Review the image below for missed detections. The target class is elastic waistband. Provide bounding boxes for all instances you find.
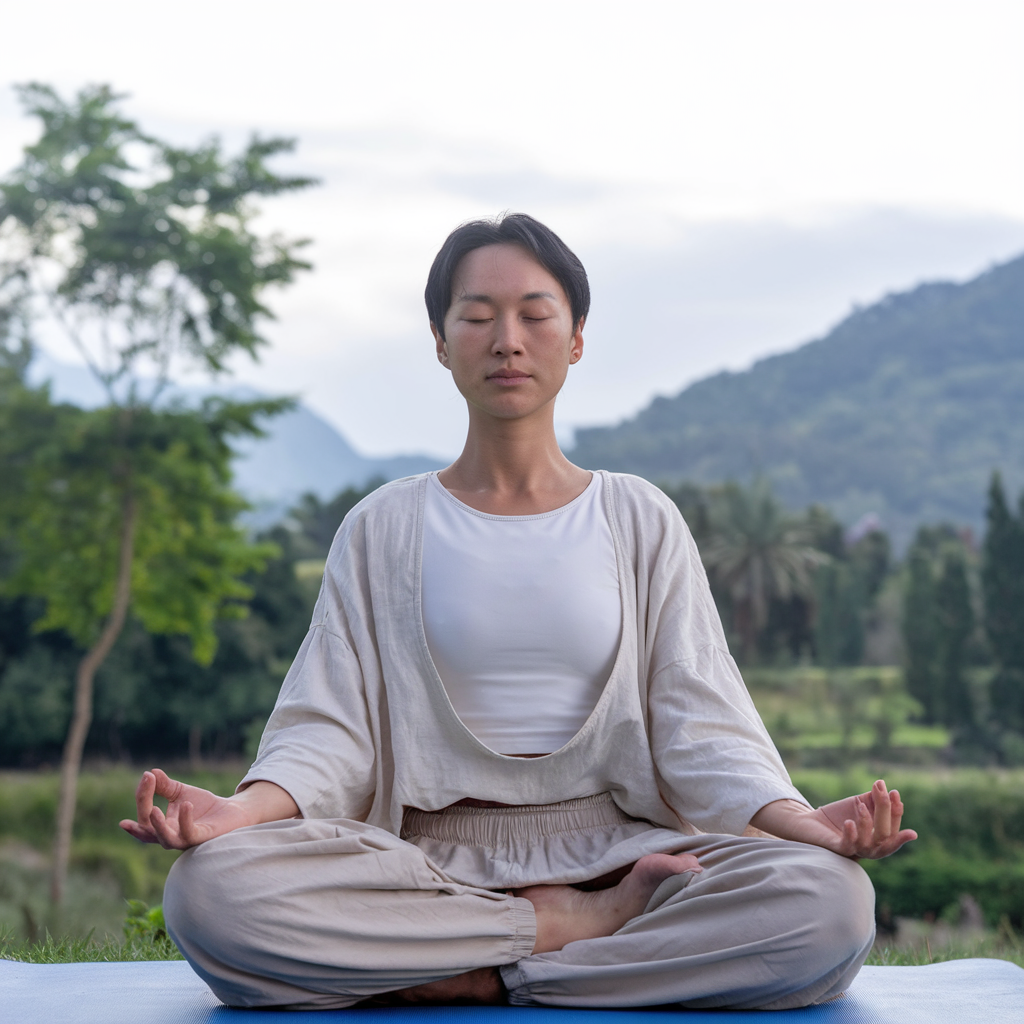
[401,792,635,847]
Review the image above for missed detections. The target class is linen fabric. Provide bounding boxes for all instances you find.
[421,471,621,755]
[164,470,870,1012]
[239,470,808,836]
[165,794,875,1010]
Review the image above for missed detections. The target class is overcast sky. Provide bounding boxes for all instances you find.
[4,1,1024,457]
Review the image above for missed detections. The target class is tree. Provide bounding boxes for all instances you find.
[0,83,314,904]
[934,547,975,731]
[903,526,979,731]
[902,537,939,722]
[982,473,1024,732]
[701,480,827,663]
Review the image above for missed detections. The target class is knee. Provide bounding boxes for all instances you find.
[797,848,876,965]
[163,842,244,958]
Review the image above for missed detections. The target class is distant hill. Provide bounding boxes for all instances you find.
[570,253,1024,547]
[28,354,444,523]
[231,405,443,523]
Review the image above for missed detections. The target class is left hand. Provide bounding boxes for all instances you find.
[751,779,917,859]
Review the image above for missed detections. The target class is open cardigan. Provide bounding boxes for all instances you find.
[241,471,807,837]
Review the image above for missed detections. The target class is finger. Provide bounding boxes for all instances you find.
[888,789,904,834]
[151,767,184,803]
[119,819,158,843]
[135,771,156,827]
[896,828,918,847]
[871,827,918,859]
[842,818,859,856]
[872,780,892,839]
[856,798,873,851]
[178,801,197,845]
[149,804,186,851]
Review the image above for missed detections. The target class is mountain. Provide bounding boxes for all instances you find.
[230,405,443,522]
[570,253,1024,547]
[27,354,444,522]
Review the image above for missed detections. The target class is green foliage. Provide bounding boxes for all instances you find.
[662,481,892,666]
[5,400,282,663]
[813,529,892,668]
[0,84,319,767]
[794,769,1024,928]
[901,526,985,737]
[983,473,1024,732]
[748,667,927,766]
[683,480,827,662]
[122,899,166,943]
[0,83,314,389]
[0,475,373,765]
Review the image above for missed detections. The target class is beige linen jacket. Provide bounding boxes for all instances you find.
[242,471,806,837]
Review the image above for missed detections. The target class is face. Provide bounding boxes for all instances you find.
[432,243,584,423]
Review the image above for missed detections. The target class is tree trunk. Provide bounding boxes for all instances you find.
[50,493,136,906]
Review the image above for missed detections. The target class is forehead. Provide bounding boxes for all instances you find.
[450,243,567,303]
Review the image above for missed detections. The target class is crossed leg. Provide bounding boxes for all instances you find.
[372,852,701,1005]
[164,818,873,1011]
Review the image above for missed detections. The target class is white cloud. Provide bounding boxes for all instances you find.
[3,1,1024,456]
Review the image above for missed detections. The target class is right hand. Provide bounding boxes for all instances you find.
[119,768,254,850]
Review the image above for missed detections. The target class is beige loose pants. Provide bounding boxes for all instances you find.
[164,794,875,1011]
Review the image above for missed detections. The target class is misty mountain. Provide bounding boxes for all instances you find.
[570,253,1024,547]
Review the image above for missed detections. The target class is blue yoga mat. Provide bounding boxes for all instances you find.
[2,957,1022,1023]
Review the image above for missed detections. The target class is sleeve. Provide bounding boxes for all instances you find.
[237,622,377,822]
[649,644,809,836]
[634,482,808,835]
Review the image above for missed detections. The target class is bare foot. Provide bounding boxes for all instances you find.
[517,852,701,954]
[357,966,505,1006]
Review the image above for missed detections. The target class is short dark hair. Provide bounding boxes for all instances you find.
[425,212,590,340]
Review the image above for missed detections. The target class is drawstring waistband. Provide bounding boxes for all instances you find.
[401,792,635,847]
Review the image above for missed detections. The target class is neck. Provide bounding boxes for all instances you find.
[438,403,591,515]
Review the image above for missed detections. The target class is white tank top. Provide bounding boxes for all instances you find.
[421,472,622,755]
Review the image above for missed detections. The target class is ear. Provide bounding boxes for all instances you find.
[568,317,585,365]
[431,322,450,368]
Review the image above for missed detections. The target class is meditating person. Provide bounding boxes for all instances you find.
[121,212,915,1011]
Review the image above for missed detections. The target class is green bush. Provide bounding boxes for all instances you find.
[792,769,1024,926]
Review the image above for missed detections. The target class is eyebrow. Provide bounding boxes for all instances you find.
[456,291,558,303]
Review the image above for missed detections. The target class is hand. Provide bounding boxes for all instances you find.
[751,780,917,860]
[814,779,917,859]
[118,768,255,850]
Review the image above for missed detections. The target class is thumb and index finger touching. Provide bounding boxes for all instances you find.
[118,768,191,846]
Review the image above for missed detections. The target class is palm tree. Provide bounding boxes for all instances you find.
[701,480,828,663]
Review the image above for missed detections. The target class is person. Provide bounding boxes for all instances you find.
[121,213,916,1011]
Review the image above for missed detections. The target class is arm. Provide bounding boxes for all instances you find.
[751,779,917,859]
[119,768,299,850]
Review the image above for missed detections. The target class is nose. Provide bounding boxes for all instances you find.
[491,313,524,356]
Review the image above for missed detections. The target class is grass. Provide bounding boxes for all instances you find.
[868,938,1024,968]
[1,930,183,963]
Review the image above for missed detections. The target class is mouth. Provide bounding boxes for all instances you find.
[487,369,531,385]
